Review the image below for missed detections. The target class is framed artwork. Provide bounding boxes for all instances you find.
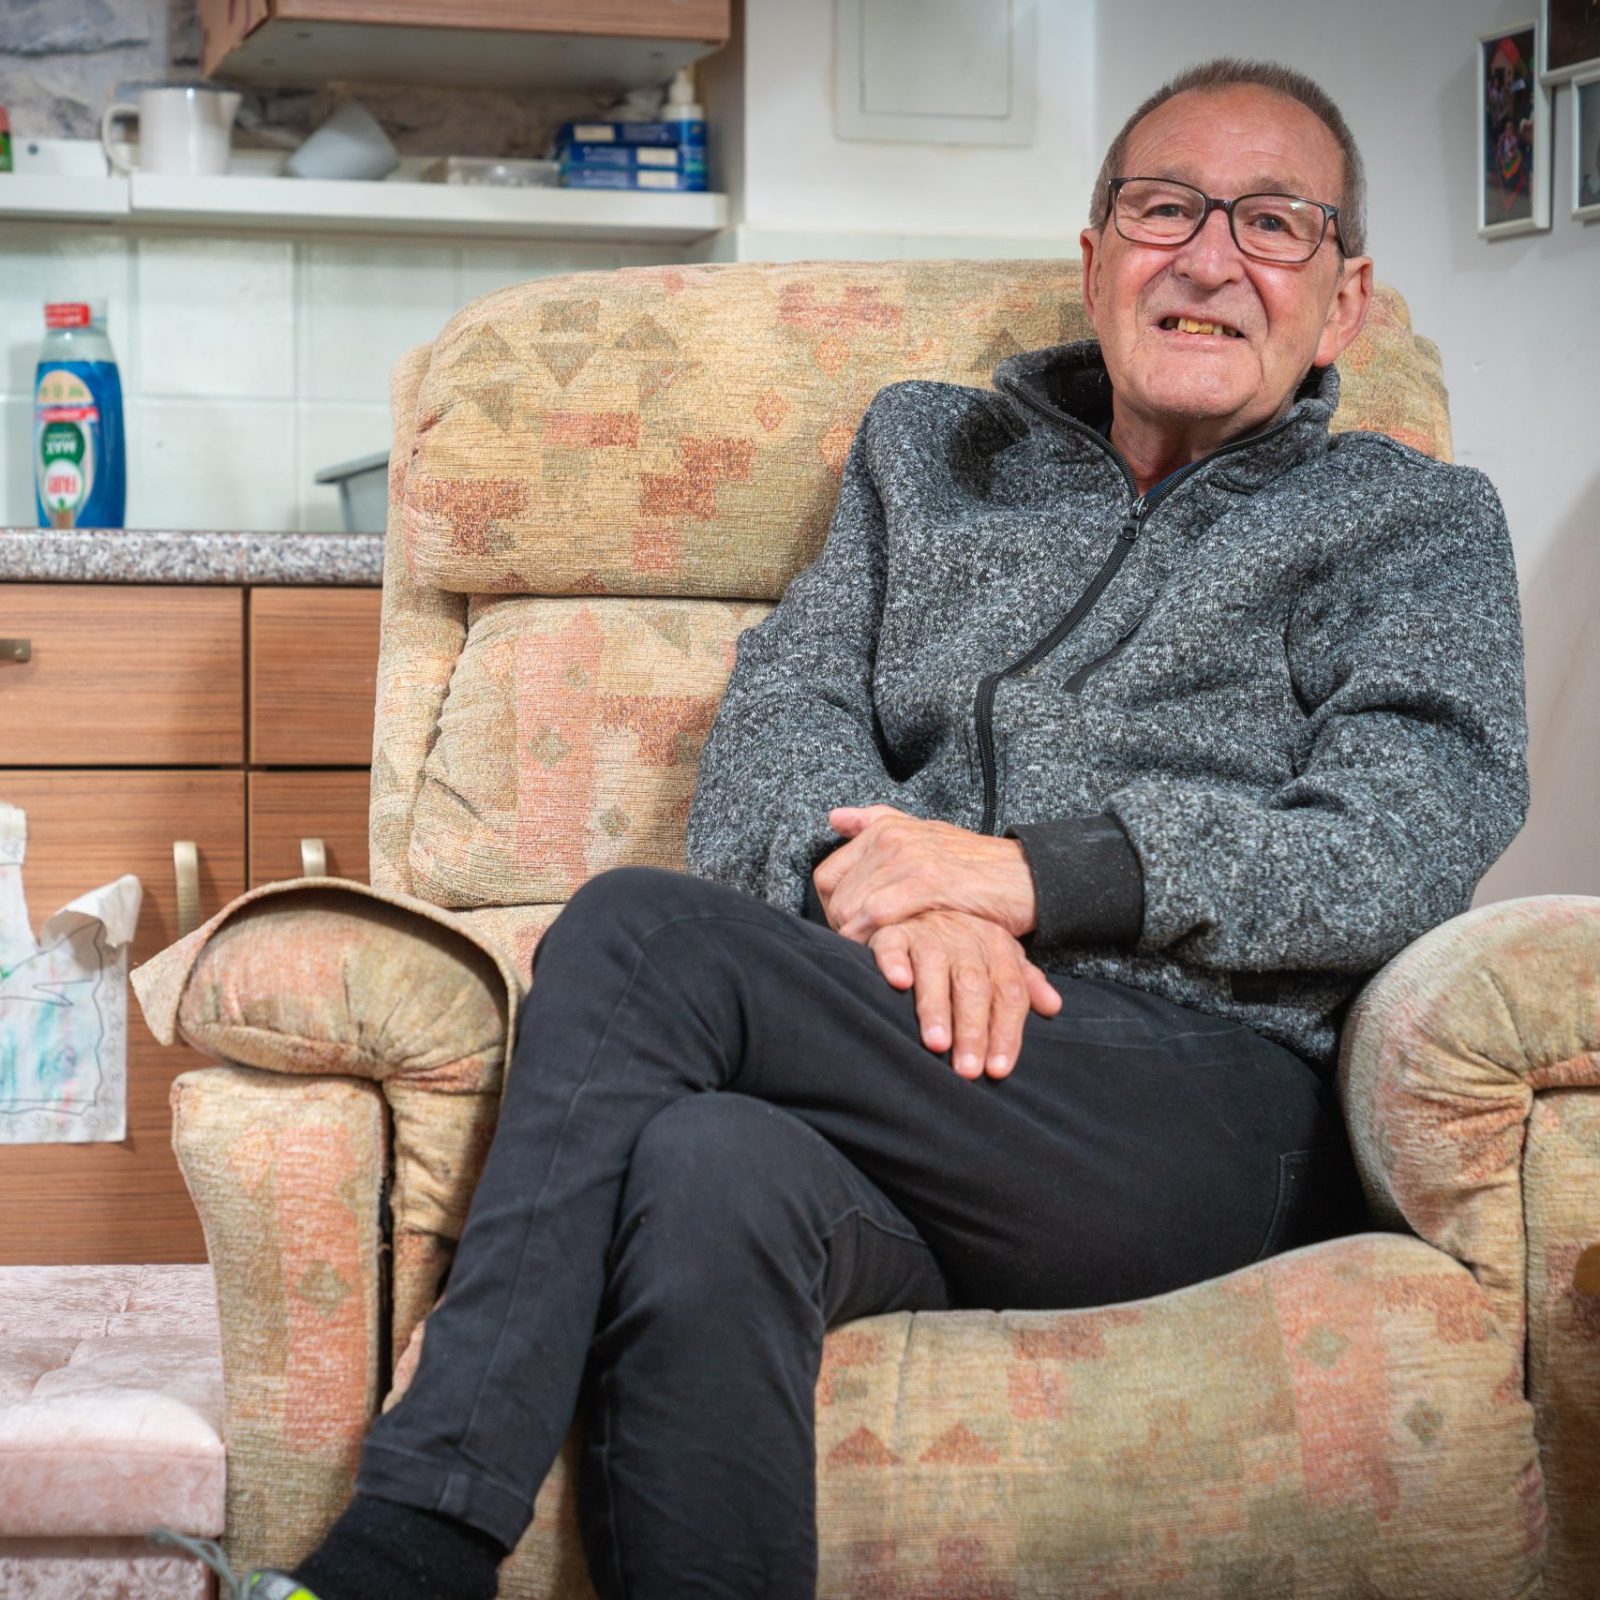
[1478,24,1552,237]
[1541,0,1600,84]
[1575,68,1600,219]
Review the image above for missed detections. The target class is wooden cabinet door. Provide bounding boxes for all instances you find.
[250,587,381,767]
[0,584,244,765]
[0,771,246,1264]
[249,769,371,887]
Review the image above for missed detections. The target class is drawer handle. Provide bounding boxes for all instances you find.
[0,638,31,663]
[173,840,200,938]
[300,837,327,877]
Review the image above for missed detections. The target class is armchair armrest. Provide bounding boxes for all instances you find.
[141,879,531,1356]
[171,1065,385,1573]
[133,877,533,1567]
[1339,893,1600,1353]
[1339,894,1600,1596]
[132,877,521,1089]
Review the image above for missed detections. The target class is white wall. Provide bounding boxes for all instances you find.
[719,0,1098,257]
[1092,0,1599,902]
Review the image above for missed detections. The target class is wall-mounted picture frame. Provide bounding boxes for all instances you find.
[1574,68,1600,219]
[1541,0,1600,84]
[1479,24,1552,237]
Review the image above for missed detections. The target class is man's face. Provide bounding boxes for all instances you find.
[1080,85,1372,450]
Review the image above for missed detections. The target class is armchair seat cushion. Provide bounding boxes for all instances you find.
[394,1234,1547,1600]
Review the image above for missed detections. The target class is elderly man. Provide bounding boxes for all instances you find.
[209,54,1526,1600]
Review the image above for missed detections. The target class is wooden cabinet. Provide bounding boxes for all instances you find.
[199,0,730,91]
[249,587,381,766]
[0,581,381,1265]
[0,585,243,765]
[0,773,245,1264]
[249,769,371,887]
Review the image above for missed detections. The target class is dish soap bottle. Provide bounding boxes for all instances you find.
[34,299,126,529]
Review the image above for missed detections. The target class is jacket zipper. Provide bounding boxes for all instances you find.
[973,381,1299,835]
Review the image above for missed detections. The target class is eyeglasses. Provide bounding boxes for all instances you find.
[1107,177,1343,264]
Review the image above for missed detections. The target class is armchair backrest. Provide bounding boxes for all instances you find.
[369,260,1451,935]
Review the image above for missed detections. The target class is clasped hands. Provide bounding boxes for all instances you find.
[813,805,1062,1081]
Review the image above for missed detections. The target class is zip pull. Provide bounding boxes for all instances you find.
[1120,495,1147,541]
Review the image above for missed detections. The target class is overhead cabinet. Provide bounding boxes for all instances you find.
[198,0,731,91]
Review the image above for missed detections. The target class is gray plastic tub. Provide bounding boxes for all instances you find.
[313,450,390,533]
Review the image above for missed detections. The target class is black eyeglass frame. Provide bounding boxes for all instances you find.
[1106,176,1346,263]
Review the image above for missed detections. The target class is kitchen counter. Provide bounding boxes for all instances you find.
[0,528,384,586]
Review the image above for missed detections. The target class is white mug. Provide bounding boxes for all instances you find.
[100,87,242,176]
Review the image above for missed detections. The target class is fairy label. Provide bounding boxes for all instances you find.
[34,368,99,527]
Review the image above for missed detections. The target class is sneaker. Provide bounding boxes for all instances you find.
[147,1526,324,1599]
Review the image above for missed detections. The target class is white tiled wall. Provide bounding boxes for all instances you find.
[0,222,690,532]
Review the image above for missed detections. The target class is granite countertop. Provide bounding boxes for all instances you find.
[0,528,384,586]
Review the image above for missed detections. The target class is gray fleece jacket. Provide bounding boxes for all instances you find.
[683,340,1530,1072]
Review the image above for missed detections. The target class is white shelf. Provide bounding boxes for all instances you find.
[0,173,130,221]
[0,157,726,244]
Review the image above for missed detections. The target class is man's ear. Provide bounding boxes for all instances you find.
[1314,254,1373,368]
[1080,227,1104,328]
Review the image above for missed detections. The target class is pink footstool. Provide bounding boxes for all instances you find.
[0,1263,224,1599]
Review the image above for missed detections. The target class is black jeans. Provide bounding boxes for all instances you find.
[355,866,1366,1597]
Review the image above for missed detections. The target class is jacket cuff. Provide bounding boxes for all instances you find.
[1004,814,1144,947]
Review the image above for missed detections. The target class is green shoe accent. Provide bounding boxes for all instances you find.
[146,1526,323,1600]
[245,1574,323,1600]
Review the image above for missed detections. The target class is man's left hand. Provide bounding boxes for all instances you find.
[813,805,1037,943]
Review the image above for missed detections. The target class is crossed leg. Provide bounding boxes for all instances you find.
[353,865,1358,1593]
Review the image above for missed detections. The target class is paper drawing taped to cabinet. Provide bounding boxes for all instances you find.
[0,803,141,1143]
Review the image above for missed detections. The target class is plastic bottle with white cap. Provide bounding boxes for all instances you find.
[663,67,708,189]
[33,299,126,529]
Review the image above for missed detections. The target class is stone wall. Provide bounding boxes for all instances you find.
[0,0,611,159]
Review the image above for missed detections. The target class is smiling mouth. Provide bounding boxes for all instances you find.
[1158,316,1245,338]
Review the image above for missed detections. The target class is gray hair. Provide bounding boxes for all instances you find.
[1089,58,1367,258]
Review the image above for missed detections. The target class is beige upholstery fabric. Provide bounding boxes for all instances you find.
[1340,892,1600,1593]
[410,596,769,907]
[170,1067,387,1573]
[174,888,506,1092]
[370,341,467,902]
[132,877,524,1091]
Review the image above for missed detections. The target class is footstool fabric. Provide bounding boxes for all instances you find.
[0,1535,214,1599]
[0,1264,224,1538]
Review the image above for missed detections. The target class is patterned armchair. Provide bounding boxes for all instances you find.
[132,261,1600,1599]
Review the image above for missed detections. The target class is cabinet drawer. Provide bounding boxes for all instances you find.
[0,771,246,1264]
[249,769,371,887]
[0,584,244,765]
[250,587,381,766]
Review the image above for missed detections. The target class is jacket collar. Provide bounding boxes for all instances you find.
[991,338,1340,498]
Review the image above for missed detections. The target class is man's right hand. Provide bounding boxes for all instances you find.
[866,908,1063,1080]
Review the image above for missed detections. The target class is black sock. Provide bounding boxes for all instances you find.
[291,1493,505,1600]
